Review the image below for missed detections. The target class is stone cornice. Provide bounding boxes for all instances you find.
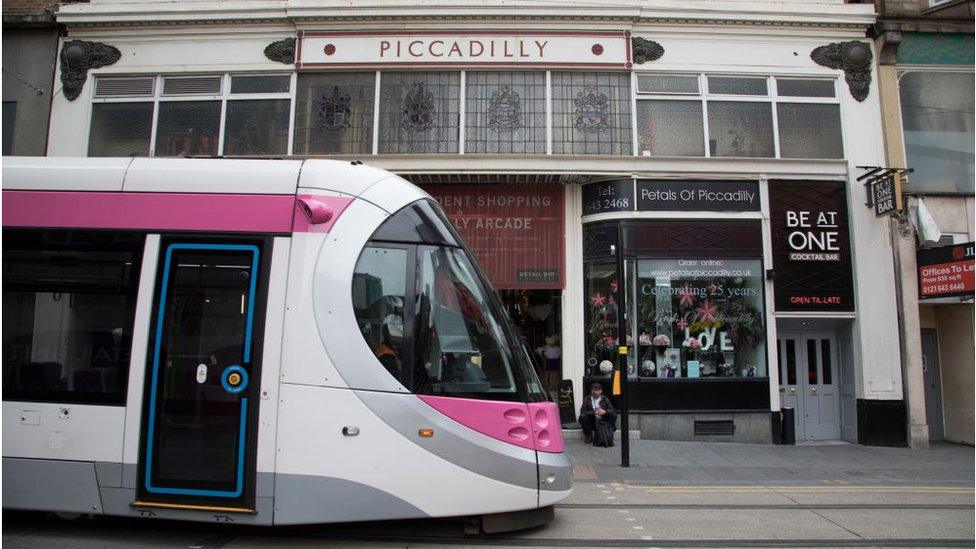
[56,1,877,30]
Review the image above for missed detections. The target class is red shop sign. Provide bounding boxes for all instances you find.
[424,184,565,289]
[917,242,975,299]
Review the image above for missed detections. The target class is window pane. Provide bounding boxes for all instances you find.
[707,101,774,157]
[776,78,835,98]
[637,74,699,94]
[708,76,768,96]
[294,73,375,155]
[635,258,766,378]
[821,339,832,384]
[88,103,153,157]
[465,71,546,154]
[3,102,16,155]
[552,72,632,155]
[154,101,220,157]
[899,71,975,193]
[353,247,407,382]
[224,99,290,156]
[806,339,818,384]
[230,75,290,94]
[786,339,796,385]
[777,103,843,159]
[379,72,460,154]
[3,230,145,405]
[583,262,619,375]
[415,247,518,397]
[636,100,704,156]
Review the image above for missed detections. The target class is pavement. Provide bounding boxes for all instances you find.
[562,429,975,487]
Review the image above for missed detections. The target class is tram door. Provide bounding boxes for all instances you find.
[138,241,264,508]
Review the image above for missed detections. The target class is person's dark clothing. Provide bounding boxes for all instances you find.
[579,394,616,443]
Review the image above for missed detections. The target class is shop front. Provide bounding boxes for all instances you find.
[579,179,774,442]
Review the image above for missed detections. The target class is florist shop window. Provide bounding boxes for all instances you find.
[584,258,767,380]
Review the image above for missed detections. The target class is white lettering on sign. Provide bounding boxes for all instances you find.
[786,209,841,262]
[298,32,630,68]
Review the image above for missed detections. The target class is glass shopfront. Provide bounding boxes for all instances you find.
[583,219,770,411]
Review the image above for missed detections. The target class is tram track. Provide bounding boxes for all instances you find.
[557,502,975,510]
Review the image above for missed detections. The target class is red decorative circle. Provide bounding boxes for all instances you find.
[952,247,965,260]
[324,44,336,56]
[591,43,604,56]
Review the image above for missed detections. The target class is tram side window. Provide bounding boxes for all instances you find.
[352,247,408,382]
[2,230,145,405]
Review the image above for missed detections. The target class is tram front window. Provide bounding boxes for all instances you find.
[416,247,515,395]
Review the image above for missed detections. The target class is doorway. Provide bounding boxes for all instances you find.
[920,328,945,442]
[777,333,841,441]
[499,289,562,397]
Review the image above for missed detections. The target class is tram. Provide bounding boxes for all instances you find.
[1,156,571,532]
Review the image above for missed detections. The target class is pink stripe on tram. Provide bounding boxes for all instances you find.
[2,190,297,234]
[418,395,566,453]
[292,194,355,234]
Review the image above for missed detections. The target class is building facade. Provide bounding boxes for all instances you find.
[2,0,60,155]
[45,0,909,444]
[871,0,975,448]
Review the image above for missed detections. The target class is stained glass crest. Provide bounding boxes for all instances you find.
[573,85,611,133]
[487,85,523,132]
[315,86,352,131]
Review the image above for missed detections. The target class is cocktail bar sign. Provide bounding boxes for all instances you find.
[297,31,631,68]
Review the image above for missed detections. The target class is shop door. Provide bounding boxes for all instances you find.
[921,328,944,442]
[778,334,840,441]
[139,242,262,507]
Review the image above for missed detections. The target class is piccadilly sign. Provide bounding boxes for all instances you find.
[297,30,631,68]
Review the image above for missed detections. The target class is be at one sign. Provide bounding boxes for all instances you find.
[873,177,896,216]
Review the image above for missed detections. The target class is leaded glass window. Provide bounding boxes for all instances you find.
[777,103,843,159]
[294,73,375,155]
[465,72,546,154]
[224,99,290,156]
[551,72,632,155]
[379,72,460,154]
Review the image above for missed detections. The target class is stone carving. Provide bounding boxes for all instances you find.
[264,38,296,64]
[573,85,610,133]
[487,86,523,132]
[59,40,121,101]
[315,87,352,131]
[402,82,437,131]
[810,41,873,102]
[632,37,664,65]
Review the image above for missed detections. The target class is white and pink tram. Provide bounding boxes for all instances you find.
[1,156,571,532]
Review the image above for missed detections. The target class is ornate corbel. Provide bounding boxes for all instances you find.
[264,38,296,65]
[632,37,664,65]
[59,40,121,101]
[810,41,873,102]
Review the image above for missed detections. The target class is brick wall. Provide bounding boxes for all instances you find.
[2,0,60,16]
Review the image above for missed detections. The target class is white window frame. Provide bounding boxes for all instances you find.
[88,73,294,158]
[634,72,844,160]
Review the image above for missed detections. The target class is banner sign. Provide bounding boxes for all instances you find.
[770,180,854,311]
[425,184,565,289]
[298,30,631,68]
[636,180,760,212]
[917,242,975,299]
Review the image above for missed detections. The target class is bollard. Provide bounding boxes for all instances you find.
[781,407,796,445]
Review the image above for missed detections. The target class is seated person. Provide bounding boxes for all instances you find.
[370,325,401,379]
[578,382,616,444]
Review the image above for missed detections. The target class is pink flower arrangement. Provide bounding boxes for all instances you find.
[652,334,670,347]
[682,337,702,350]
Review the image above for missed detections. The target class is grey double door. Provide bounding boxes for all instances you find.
[778,334,840,441]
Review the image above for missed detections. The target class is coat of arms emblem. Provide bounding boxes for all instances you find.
[315,86,352,131]
[487,85,523,132]
[401,82,436,132]
[573,85,611,133]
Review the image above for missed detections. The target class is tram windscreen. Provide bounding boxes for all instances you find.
[353,199,545,402]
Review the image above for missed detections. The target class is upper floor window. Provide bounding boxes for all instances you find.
[88,74,292,158]
[898,71,975,194]
[2,230,145,405]
[636,74,843,159]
